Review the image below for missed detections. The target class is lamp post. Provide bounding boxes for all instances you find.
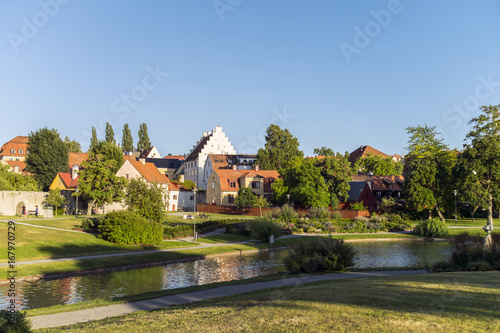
[454,189,457,226]
[193,188,197,243]
[75,187,79,217]
[286,194,291,207]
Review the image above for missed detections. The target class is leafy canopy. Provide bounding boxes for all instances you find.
[121,123,134,152]
[125,178,168,222]
[257,124,303,170]
[0,164,40,191]
[137,123,151,151]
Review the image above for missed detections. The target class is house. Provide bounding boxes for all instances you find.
[351,174,404,201]
[202,154,257,189]
[0,136,29,174]
[140,146,162,159]
[344,181,377,211]
[180,126,236,194]
[144,157,183,179]
[348,145,402,164]
[206,166,279,206]
[49,172,79,191]
[116,157,179,211]
[68,152,89,179]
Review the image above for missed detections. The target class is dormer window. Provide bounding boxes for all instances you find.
[18,149,23,155]
[10,148,15,154]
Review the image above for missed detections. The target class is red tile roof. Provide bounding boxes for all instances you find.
[348,145,389,163]
[127,159,169,184]
[214,169,279,192]
[68,152,88,168]
[0,136,28,158]
[57,172,79,189]
[351,174,404,192]
[2,160,29,175]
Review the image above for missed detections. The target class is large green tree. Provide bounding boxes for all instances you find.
[257,124,303,170]
[78,153,126,215]
[105,122,115,144]
[235,187,257,216]
[458,104,500,232]
[137,123,151,151]
[64,136,82,153]
[121,123,134,152]
[44,189,67,215]
[313,147,335,157]
[354,154,403,176]
[90,126,99,151]
[403,125,456,222]
[273,156,330,208]
[25,128,69,190]
[90,141,124,173]
[315,153,354,207]
[0,164,40,191]
[125,178,168,222]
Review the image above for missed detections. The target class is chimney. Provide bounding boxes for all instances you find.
[139,158,146,165]
[254,165,259,171]
[232,164,237,171]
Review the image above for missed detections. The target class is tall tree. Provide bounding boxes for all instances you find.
[78,152,126,215]
[90,126,99,152]
[313,147,335,157]
[254,195,269,217]
[91,141,125,173]
[235,187,257,216]
[459,104,500,232]
[315,153,354,206]
[403,125,456,222]
[121,123,134,152]
[125,178,168,222]
[137,123,151,151]
[44,189,67,215]
[105,122,115,144]
[64,136,82,153]
[25,128,69,190]
[354,154,403,175]
[257,124,303,170]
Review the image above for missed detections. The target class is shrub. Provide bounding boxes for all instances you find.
[370,214,387,223]
[387,213,404,223]
[99,211,163,245]
[350,201,366,211]
[80,217,100,232]
[0,310,32,333]
[163,225,193,240]
[272,206,299,221]
[330,211,342,219]
[413,218,448,238]
[246,219,282,243]
[284,237,356,274]
[450,232,500,270]
[353,216,369,223]
[307,207,330,219]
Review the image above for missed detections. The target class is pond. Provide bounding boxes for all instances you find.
[0,239,451,310]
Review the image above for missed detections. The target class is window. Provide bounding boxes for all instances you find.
[251,181,260,189]
[212,182,215,190]
[190,195,194,201]
[10,148,15,154]
[125,174,129,179]
[173,195,178,200]
[18,149,23,155]
[230,181,236,188]
[228,195,234,203]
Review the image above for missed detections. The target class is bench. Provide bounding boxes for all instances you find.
[27,210,37,216]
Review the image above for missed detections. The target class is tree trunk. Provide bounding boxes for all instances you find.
[259,206,262,218]
[435,203,446,223]
[87,201,95,216]
[486,194,494,232]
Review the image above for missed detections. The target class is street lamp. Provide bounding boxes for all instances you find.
[286,194,291,207]
[75,187,79,217]
[192,188,197,243]
[454,189,457,226]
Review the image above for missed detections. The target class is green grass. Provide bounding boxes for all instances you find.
[197,233,252,244]
[36,271,500,332]
[12,217,84,230]
[444,217,489,227]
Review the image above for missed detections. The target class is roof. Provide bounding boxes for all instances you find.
[126,159,169,184]
[184,134,212,163]
[0,136,28,158]
[351,174,404,192]
[347,181,369,202]
[57,172,79,189]
[348,145,389,163]
[145,158,182,169]
[214,169,279,192]
[164,155,185,160]
[68,152,88,167]
[2,160,29,175]
[208,154,258,170]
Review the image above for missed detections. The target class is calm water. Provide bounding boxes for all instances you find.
[0,240,451,310]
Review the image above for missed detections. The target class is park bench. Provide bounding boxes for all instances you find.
[27,210,37,216]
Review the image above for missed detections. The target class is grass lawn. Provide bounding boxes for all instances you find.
[11,217,85,230]
[36,271,500,332]
[445,217,489,227]
[197,233,252,244]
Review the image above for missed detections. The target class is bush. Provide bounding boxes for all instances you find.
[163,225,193,239]
[226,223,252,237]
[330,211,342,219]
[80,217,100,232]
[246,219,282,243]
[450,232,500,270]
[284,237,356,273]
[272,206,299,221]
[413,218,448,238]
[350,201,366,211]
[0,310,32,333]
[307,207,330,219]
[99,211,163,245]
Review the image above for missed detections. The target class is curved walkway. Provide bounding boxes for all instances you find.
[30,269,428,329]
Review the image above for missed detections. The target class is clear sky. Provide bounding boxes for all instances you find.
[1,0,499,157]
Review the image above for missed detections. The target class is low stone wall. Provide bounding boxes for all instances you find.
[0,191,48,216]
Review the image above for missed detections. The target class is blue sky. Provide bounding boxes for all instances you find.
[1,0,499,157]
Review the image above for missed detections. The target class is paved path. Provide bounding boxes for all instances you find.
[30,269,428,329]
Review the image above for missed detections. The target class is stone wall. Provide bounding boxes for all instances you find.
[0,191,48,216]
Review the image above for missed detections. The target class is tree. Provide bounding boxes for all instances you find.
[90,126,99,151]
[90,141,124,173]
[274,156,330,208]
[44,189,67,215]
[78,153,126,215]
[313,147,335,157]
[25,128,69,191]
[256,124,303,170]
[137,123,151,151]
[459,104,500,232]
[0,164,40,191]
[354,154,403,175]
[105,122,115,144]
[64,137,82,153]
[121,123,134,152]
[403,125,456,222]
[254,195,269,217]
[315,153,354,206]
[379,196,397,213]
[124,178,168,222]
[235,187,256,216]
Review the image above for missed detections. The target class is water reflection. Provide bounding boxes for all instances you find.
[0,240,451,310]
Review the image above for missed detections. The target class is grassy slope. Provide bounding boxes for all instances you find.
[37,271,500,333]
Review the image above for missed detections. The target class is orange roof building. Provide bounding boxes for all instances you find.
[0,136,28,162]
[49,173,79,190]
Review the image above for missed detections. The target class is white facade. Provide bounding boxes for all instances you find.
[184,126,236,190]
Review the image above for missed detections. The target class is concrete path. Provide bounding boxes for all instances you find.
[30,269,428,329]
